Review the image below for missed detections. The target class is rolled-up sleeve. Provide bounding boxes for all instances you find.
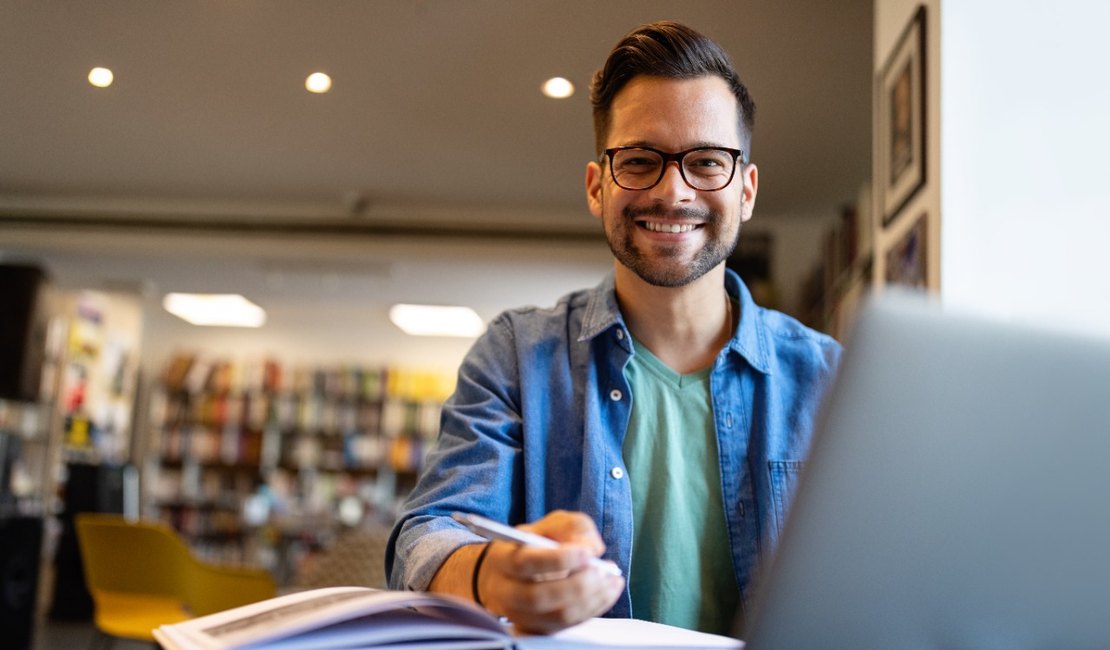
[386,315,525,590]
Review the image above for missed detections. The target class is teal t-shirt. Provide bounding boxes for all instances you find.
[621,339,739,634]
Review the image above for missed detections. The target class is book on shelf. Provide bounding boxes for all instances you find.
[152,586,742,650]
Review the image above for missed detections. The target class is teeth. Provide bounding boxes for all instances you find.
[642,222,696,233]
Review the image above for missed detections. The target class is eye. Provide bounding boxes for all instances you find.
[685,150,732,174]
[689,157,723,168]
[614,152,662,173]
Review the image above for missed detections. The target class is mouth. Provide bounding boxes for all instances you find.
[637,219,703,234]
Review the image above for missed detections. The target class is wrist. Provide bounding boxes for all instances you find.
[471,542,493,607]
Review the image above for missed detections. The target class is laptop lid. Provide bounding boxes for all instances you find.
[745,292,1110,649]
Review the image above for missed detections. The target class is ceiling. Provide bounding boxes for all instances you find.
[0,0,873,364]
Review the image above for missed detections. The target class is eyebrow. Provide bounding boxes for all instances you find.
[615,140,733,151]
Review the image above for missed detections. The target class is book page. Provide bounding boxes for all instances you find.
[516,618,743,650]
[244,609,512,650]
[155,587,509,650]
[154,587,742,650]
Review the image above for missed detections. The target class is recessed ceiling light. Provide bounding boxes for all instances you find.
[88,67,114,88]
[389,304,486,338]
[542,77,574,99]
[163,293,267,328]
[305,72,332,94]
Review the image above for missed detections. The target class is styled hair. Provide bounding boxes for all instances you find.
[589,21,756,159]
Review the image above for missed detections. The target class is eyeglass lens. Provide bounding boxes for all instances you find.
[610,148,737,191]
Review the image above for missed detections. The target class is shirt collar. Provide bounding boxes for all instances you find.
[578,268,772,375]
[578,271,623,342]
[724,268,772,374]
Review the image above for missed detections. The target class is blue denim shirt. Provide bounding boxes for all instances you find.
[386,269,842,617]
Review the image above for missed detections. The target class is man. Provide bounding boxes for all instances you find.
[386,21,841,636]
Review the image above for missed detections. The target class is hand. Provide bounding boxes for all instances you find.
[477,510,625,634]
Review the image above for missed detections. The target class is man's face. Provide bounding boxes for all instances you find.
[585,75,757,288]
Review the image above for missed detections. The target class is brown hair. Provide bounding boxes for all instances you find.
[589,21,756,159]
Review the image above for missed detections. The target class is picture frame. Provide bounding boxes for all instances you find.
[884,211,927,288]
[877,5,927,227]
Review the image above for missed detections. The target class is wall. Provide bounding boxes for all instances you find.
[873,0,941,291]
[132,210,840,370]
[5,206,840,385]
[876,1,1110,339]
[136,238,615,376]
[938,1,1110,339]
[746,209,842,317]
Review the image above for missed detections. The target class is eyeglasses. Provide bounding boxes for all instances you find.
[602,146,747,192]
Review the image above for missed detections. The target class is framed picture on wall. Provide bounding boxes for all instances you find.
[877,5,927,227]
[885,211,927,288]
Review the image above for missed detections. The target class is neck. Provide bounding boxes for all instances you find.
[614,264,734,374]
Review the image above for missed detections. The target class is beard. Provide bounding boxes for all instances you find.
[604,202,741,288]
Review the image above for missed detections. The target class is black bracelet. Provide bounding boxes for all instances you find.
[472,542,493,607]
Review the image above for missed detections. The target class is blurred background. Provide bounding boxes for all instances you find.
[0,1,875,646]
[8,1,1108,647]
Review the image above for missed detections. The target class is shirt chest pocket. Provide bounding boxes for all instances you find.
[767,460,806,543]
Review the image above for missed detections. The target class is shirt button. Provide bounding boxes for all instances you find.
[616,329,625,340]
[609,389,622,401]
[610,467,625,479]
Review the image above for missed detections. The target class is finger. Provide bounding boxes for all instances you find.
[492,541,592,581]
[480,542,610,623]
[502,568,625,634]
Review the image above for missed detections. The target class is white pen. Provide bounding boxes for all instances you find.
[452,512,623,577]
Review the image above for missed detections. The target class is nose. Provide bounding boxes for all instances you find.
[647,160,696,203]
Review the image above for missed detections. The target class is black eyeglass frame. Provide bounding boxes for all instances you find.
[601,146,748,192]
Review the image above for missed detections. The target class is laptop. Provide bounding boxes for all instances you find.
[744,291,1110,649]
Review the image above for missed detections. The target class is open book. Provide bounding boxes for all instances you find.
[152,586,742,650]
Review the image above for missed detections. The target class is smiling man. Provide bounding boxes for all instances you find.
[386,21,842,636]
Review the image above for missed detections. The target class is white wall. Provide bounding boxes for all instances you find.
[939,2,1110,338]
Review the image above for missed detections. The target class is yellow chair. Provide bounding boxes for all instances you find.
[75,513,276,646]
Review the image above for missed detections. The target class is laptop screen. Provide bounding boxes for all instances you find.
[745,292,1110,648]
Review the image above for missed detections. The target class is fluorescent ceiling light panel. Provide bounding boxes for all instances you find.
[163,293,267,327]
[389,304,485,338]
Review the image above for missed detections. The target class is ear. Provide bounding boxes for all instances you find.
[739,162,758,223]
[585,161,604,219]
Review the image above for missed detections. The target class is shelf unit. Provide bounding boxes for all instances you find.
[146,355,451,577]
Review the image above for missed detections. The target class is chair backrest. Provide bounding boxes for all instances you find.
[75,513,275,618]
[75,513,192,603]
[183,547,277,616]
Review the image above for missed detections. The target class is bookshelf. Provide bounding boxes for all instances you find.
[145,354,452,576]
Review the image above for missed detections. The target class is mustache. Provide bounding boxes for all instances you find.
[622,203,716,222]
